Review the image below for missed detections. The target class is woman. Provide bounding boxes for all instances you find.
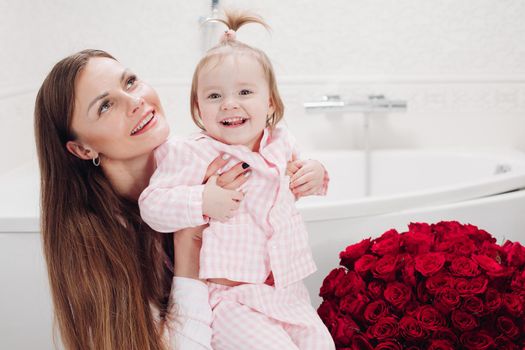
[34,49,249,350]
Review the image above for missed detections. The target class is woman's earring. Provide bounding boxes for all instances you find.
[92,155,100,167]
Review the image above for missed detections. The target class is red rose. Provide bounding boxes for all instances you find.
[340,238,372,268]
[510,270,525,292]
[414,305,445,331]
[466,226,495,244]
[496,316,520,340]
[363,300,388,324]
[432,328,458,345]
[367,280,385,300]
[449,256,480,277]
[331,316,360,346]
[427,339,455,350]
[405,223,433,254]
[371,229,401,256]
[384,282,412,310]
[483,288,502,313]
[451,309,478,332]
[503,241,525,267]
[425,273,454,294]
[415,252,445,276]
[367,317,399,340]
[459,331,494,350]
[502,292,524,317]
[494,335,520,350]
[374,341,402,350]
[433,287,460,314]
[408,222,432,235]
[355,255,378,276]
[462,296,484,315]
[399,316,428,341]
[473,254,511,277]
[401,255,417,287]
[319,268,346,299]
[317,299,338,326]
[349,334,373,350]
[455,276,488,296]
[340,293,369,316]
[335,271,366,297]
[372,255,398,282]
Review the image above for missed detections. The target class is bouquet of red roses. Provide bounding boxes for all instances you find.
[318,221,525,350]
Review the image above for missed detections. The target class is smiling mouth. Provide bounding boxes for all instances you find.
[220,117,248,126]
[130,111,155,135]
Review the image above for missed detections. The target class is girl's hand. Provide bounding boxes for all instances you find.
[202,175,244,221]
[287,159,325,198]
[202,154,250,221]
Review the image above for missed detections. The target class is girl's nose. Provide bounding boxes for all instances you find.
[221,96,239,111]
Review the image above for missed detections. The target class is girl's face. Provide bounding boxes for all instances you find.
[196,54,274,151]
[67,57,169,163]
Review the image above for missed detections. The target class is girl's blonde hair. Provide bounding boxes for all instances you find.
[190,10,284,130]
[34,49,173,350]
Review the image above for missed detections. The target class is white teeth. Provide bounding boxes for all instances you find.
[131,112,155,135]
[221,117,247,126]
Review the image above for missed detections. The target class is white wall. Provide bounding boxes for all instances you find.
[2,0,525,174]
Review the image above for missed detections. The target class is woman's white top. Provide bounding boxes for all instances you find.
[161,277,213,350]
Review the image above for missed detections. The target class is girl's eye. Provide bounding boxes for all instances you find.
[207,93,221,99]
[239,89,253,96]
[126,75,137,89]
[98,100,112,115]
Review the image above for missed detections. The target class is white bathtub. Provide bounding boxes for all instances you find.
[1,149,525,348]
[298,149,525,306]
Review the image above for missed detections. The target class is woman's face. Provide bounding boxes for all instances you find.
[68,57,169,163]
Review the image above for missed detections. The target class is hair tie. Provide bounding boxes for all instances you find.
[220,29,236,43]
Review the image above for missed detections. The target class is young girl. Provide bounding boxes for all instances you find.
[139,11,335,350]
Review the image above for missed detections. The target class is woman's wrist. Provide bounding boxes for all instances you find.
[173,227,204,279]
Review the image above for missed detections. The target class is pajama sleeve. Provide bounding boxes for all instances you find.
[139,140,209,233]
[163,277,213,350]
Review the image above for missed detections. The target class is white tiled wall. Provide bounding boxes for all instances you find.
[2,0,525,174]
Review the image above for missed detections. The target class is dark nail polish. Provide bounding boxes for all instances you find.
[242,162,250,169]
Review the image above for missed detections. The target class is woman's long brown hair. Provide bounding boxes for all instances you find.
[34,49,173,350]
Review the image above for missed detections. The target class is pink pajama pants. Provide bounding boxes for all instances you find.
[208,281,335,350]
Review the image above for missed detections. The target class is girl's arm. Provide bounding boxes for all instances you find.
[163,158,249,349]
[139,141,247,232]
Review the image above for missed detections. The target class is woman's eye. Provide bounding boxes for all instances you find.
[126,75,137,89]
[98,100,112,115]
[207,93,221,99]
[239,89,253,96]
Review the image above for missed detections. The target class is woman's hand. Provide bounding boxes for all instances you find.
[287,159,326,198]
[203,154,251,190]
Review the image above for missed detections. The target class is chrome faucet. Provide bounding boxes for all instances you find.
[304,94,407,197]
[304,94,407,114]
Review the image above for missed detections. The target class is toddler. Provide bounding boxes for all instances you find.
[139,11,335,350]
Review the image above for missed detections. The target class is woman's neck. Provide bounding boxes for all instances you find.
[101,153,156,201]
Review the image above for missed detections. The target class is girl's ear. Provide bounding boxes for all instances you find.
[66,141,96,161]
[268,97,275,116]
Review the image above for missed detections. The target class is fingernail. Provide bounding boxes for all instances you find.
[242,162,250,169]
[243,170,251,177]
[222,153,231,160]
